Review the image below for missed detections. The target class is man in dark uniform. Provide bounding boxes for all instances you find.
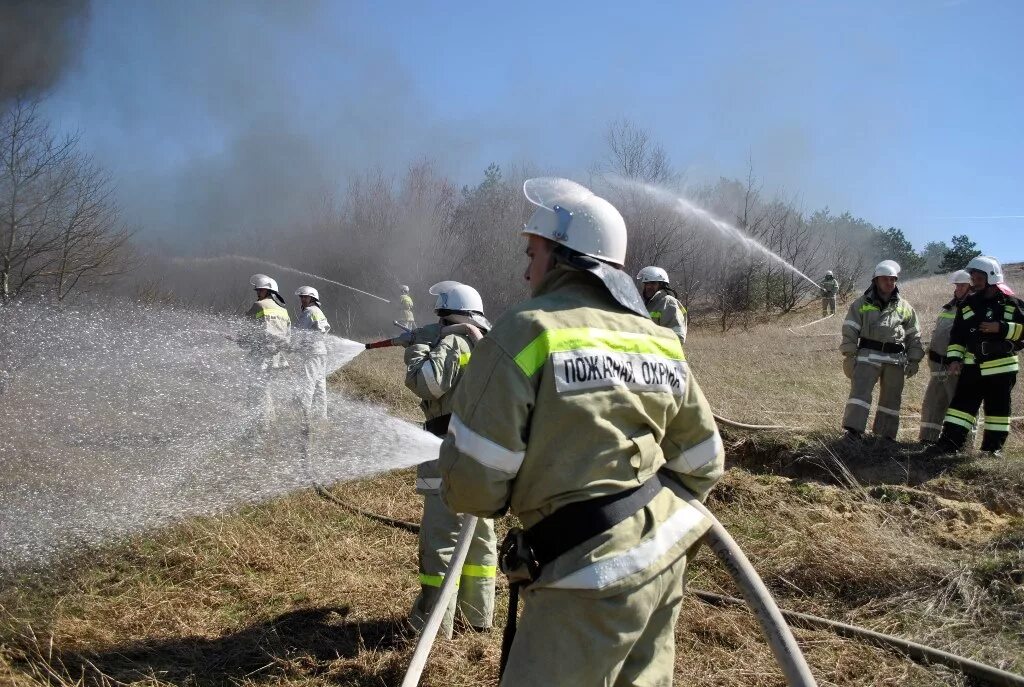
[928,256,1024,457]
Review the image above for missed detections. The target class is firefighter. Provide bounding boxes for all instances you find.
[636,265,688,344]
[403,282,496,638]
[239,274,291,428]
[293,286,331,425]
[821,270,839,317]
[439,178,724,685]
[399,285,416,330]
[840,260,924,441]
[928,256,1024,457]
[918,271,973,443]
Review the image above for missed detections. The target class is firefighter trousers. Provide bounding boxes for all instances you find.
[296,355,328,426]
[843,359,906,439]
[500,554,687,687]
[822,295,836,317]
[409,491,497,638]
[919,362,959,442]
[939,365,1016,452]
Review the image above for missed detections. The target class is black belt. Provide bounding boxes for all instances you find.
[498,474,665,676]
[974,339,1014,357]
[928,350,948,365]
[858,338,905,354]
[423,414,451,437]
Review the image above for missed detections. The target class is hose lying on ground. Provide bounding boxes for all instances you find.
[692,590,1024,687]
[787,312,836,333]
[712,413,806,432]
[317,485,1024,686]
[400,516,478,687]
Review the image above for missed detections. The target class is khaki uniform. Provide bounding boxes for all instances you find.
[919,300,962,442]
[239,297,291,427]
[439,266,724,686]
[293,304,330,424]
[840,286,924,439]
[405,329,496,637]
[821,276,839,316]
[400,294,416,329]
[645,288,688,344]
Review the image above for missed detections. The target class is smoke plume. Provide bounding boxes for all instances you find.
[0,0,91,102]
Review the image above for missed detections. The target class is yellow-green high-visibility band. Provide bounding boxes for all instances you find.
[945,414,975,430]
[946,408,976,424]
[649,310,663,319]
[255,308,289,320]
[1006,323,1023,341]
[938,311,956,320]
[983,422,1011,433]
[419,573,459,588]
[859,304,880,313]
[514,327,685,377]
[458,351,471,368]
[979,357,1019,376]
[962,307,974,318]
[461,564,497,579]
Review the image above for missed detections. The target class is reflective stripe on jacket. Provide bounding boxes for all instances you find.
[645,288,687,344]
[840,286,924,365]
[240,297,291,369]
[439,266,724,591]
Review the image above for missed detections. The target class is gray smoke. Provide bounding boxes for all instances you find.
[0,0,91,101]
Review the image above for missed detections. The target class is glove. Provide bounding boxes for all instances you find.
[905,361,919,378]
[843,355,856,379]
[441,322,483,343]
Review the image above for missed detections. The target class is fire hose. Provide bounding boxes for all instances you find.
[317,484,1024,686]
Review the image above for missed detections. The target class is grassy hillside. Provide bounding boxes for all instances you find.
[2,269,1023,686]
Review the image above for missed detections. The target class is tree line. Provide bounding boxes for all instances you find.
[1,102,983,334]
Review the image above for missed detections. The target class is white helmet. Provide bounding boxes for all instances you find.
[521,178,627,266]
[949,270,972,285]
[636,266,670,284]
[429,281,484,314]
[873,260,901,278]
[965,255,1003,284]
[250,273,279,292]
[295,285,320,302]
[400,285,410,294]
[825,270,834,278]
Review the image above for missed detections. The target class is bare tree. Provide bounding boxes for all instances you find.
[1,99,132,302]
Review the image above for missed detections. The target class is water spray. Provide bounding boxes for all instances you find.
[608,177,824,293]
[173,255,392,303]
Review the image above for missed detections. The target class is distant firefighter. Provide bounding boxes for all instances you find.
[636,266,688,344]
[927,256,1024,457]
[399,285,416,330]
[401,281,496,638]
[840,260,924,441]
[293,286,331,426]
[239,274,291,429]
[918,271,973,444]
[821,270,839,317]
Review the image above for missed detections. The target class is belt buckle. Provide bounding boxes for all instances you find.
[499,528,540,584]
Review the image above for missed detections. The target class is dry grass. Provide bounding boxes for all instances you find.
[3,267,1024,686]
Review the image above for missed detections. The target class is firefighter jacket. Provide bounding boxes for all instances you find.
[822,276,839,296]
[438,265,724,591]
[400,294,415,322]
[645,288,688,344]
[239,297,291,370]
[405,328,474,494]
[293,305,330,357]
[946,287,1024,377]
[841,286,924,365]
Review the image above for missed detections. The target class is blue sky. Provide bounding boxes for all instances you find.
[42,0,1024,260]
